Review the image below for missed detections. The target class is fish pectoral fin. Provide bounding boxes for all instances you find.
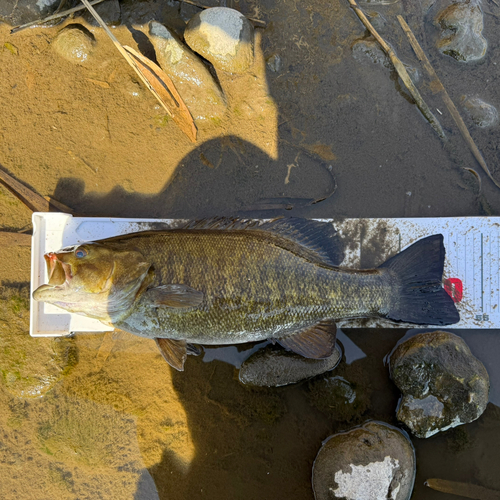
[277,321,337,359]
[145,284,204,308]
[155,338,188,371]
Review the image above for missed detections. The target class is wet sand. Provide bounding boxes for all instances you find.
[1,0,499,498]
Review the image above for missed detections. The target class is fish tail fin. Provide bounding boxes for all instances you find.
[379,234,460,325]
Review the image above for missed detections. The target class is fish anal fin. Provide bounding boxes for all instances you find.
[146,284,204,308]
[278,321,337,359]
[155,338,187,371]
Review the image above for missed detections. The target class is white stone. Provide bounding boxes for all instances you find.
[332,456,400,500]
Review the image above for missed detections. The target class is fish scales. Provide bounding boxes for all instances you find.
[116,230,393,343]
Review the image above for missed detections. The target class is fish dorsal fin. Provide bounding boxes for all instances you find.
[155,338,188,371]
[277,321,337,359]
[144,284,204,308]
[181,217,343,267]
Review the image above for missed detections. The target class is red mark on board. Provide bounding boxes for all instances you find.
[444,278,463,303]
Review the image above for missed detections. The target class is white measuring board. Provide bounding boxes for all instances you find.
[30,213,500,337]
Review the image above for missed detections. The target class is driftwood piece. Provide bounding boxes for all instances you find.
[346,0,445,138]
[426,478,500,499]
[0,164,51,212]
[0,164,74,214]
[80,0,197,142]
[398,15,500,189]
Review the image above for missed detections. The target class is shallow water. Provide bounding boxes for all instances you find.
[0,0,499,498]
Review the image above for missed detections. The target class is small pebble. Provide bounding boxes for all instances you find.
[461,96,499,128]
[51,24,95,64]
[184,7,254,74]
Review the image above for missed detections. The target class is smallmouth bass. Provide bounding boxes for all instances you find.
[33,218,460,370]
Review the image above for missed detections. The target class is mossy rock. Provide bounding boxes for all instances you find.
[389,331,489,438]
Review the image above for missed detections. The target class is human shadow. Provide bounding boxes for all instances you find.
[52,133,336,220]
[142,328,407,500]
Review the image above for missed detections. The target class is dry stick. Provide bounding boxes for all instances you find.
[80,0,197,142]
[179,0,266,26]
[0,164,52,212]
[346,0,445,139]
[10,0,105,34]
[398,15,500,189]
[0,164,74,214]
[426,478,500,500]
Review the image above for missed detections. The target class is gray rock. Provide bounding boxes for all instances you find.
[51,24,96,65]
[435,0,487,62]
[148,21,226,124]
[352,39,390,68]
[389,331,489,438]
[461,96,499,128]
[239,344,342,387]
[312,421,416,500]
[184,7,254,74]
[82,0,121,27]
[0,0,59,26]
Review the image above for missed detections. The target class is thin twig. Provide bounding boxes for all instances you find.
[346,0,445,139]
[398,15,500,189]
[179,0,266,26]
[10,0,105,34]
[81,0,197,142]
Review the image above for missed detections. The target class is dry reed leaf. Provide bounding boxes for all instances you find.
[80,0,197,143]
[123,46,197,143]
[398,15,500,190]
[346,0,445,139]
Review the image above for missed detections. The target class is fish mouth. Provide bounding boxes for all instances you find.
[33,253,73,302]
[45,252,72,287]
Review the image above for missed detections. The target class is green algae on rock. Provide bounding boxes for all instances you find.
[312,421,416,500]
[389,331,489,438]
[0,285,77,398]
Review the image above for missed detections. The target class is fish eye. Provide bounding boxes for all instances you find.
[75,248,88,259]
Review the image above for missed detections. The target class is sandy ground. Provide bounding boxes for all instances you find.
[1,0,500,498]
